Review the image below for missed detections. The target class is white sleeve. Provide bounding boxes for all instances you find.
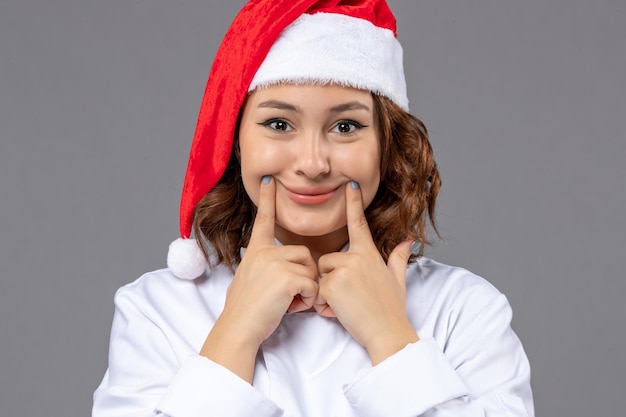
[93,286,284,417]
[342,294,533,417]
[156,356,283,417]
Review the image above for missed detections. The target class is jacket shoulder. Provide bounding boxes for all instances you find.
[406,257,506,317]
[112,265,233,316]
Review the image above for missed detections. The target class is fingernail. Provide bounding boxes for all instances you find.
[262,175,271,185]
[410,241,421,255]
[350,180,360,190]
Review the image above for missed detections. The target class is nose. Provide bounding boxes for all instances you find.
[293,131,330,178]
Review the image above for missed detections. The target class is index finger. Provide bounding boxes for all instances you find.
[345,180,376,251]
[248,175,277,247]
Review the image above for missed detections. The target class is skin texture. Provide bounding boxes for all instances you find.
[200,85,419,383]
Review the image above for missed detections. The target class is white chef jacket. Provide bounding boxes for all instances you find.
[93,256,534,417]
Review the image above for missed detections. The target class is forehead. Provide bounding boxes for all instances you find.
[245,83,374,111]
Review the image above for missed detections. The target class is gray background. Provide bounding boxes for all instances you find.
[1,0,624,415]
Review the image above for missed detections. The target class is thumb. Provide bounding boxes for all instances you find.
[386,240,417,288]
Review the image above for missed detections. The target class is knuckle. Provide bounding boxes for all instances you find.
[343,253,362,270]
[350,213,368,229]
[254,211,273,224]
[251,247,278,264]
[326,267,350,289]
[292,245,311,258]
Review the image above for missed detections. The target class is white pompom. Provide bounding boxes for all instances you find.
[167,238,208,280]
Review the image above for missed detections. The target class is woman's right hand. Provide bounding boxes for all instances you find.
[199,176,319,383]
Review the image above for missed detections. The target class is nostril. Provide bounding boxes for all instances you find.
[294,143,330,178]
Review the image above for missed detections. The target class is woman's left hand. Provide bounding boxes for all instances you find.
[315,182,420,365]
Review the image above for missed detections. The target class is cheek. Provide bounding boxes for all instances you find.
[240,142,290,205]
[334,145,381,205]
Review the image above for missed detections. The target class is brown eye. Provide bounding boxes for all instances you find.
[259,118,294,132]
[331,120,364,135]
[337,122,352,133]
[272,120,290,131]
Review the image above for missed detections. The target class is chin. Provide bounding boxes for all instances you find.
[276,215,346,239]
[282,223,342,237]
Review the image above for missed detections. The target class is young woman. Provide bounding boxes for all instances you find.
[93,1,534,416]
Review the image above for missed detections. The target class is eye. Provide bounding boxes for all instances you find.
[259,118,294,132]
[331,120,365,135]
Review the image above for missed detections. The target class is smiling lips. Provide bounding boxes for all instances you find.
[283,185,341,205]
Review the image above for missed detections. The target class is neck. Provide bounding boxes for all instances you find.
[274,225,348,263]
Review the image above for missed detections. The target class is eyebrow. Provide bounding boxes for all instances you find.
[256,99,371,114]
[257,100,301,112]
[328,101,371,113]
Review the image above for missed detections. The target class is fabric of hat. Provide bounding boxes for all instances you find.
[168,0,407,279]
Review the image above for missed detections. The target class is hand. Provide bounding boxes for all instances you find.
[314,181,419,365]
[200,176,318,381]
[221,175,319,342]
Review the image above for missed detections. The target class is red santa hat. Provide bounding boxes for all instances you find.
[167,0,408,279]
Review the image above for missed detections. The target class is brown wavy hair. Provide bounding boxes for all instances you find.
[193,94,441,272]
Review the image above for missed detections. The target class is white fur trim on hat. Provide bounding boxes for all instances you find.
[249,12,409,111]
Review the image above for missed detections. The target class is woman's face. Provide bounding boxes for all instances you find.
[239,84,381,245]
